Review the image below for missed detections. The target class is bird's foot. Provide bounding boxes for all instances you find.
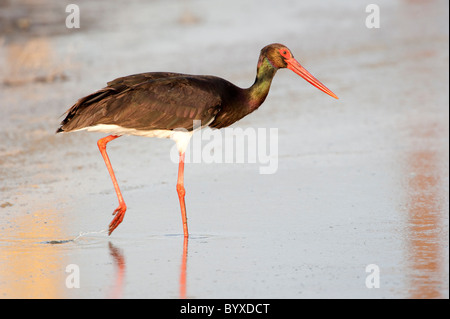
[108,204,127,235]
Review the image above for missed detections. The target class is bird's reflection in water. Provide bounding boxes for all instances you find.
[179,236,189,299]
[106,237,189,298]
[108,241,126,299]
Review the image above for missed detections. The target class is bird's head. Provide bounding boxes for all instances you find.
[260,43,338,99]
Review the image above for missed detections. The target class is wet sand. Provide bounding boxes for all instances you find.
[0,0,448,298]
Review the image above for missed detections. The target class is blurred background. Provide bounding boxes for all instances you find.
[0,0,448,298]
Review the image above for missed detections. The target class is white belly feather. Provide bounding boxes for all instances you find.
[76,118,214,154]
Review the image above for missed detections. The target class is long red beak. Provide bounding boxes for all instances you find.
[286,57,338,99]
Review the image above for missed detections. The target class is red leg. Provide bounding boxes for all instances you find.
[179,236,188,298]
[176,152,189,238]
[97,135,127,235]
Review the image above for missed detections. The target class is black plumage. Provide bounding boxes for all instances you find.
[57,72,248,133]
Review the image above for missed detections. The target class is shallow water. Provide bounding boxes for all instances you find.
[0,0,448,298]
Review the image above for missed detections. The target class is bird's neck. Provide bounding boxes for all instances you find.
[246,57,278,111]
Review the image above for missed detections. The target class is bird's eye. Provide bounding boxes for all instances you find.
[279,49,290,58]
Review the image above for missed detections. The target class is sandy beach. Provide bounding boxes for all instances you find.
[0,0,448,299]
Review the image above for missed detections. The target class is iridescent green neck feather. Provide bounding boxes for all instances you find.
[246,56,278,111]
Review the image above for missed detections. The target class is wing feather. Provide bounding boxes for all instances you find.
[58,73,224,133]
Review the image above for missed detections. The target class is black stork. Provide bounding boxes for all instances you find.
[57,43,338,237]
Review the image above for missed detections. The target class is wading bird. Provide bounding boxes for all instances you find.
[57,43,338,237]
